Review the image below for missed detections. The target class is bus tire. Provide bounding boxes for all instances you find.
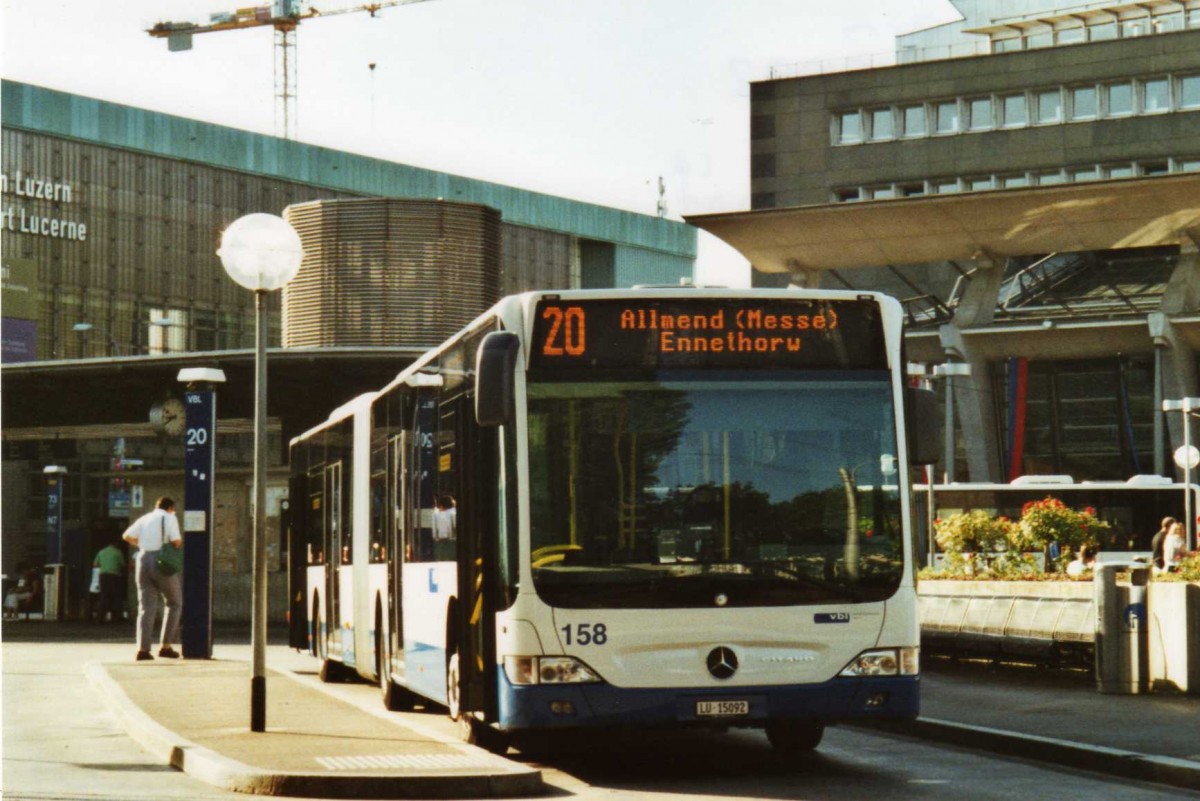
[446,650,462,720]
[310,594,321,658]
[319,657,347,683]
[765,721,824,752]
[465,719,509,755]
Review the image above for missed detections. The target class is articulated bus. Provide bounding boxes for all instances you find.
[915,475,1200,565]
[287,288,937,751]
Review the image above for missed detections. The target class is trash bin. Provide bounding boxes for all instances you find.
[43,563,66,621]
[1094,562,1150,694]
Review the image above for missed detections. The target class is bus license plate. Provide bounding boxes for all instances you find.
[696,700,749,717]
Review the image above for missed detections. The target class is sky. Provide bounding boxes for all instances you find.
[2,0,959,286]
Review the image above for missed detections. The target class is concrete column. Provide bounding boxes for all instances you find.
[1155,243,1200,477]
[931,254,1006,482]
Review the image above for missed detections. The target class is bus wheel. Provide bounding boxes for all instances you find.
[765,721,824,752]
[319,658,346,683]
[311,595,321,658]
[446,651,462,720]
[464,719,509,755]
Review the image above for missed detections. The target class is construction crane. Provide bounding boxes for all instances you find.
[148,0,432,140]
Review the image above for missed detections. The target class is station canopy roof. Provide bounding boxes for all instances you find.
[686,173,1200,274]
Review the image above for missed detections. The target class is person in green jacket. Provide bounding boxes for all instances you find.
[93,535,127,624]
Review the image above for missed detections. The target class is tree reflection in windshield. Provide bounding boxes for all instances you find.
[528,376,904,608]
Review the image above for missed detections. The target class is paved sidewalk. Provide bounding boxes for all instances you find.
[88,658,542,798]
[868,659,1200,792]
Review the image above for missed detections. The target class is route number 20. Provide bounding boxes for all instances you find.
[542,306,586,357]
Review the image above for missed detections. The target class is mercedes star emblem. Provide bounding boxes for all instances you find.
[706,646,738,679]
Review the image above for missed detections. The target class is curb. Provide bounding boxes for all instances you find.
[855,717,1200,792]
[85,662,542,798]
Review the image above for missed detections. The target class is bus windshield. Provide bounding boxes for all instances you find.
[527,372,904,608]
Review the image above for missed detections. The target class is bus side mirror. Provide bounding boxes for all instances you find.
[476,331,521,427]
[906,386,940,466]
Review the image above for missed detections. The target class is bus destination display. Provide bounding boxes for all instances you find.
[529,297,886,371]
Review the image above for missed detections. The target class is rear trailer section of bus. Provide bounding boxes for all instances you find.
[493,291,921,749]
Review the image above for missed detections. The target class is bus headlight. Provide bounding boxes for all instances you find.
[839,647,919,677]
[504,656,602,685]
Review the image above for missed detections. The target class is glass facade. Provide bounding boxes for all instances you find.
[995,357,1156,480]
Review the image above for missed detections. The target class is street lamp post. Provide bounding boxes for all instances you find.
[217,213,303,733]
[932,361,972,484]
[1163,397,1200,551]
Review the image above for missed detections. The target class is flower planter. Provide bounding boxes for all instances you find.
[918,579,1200,694]
[1147,581,1200,693]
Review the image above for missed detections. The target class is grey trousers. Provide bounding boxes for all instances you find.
[135,549,182,652]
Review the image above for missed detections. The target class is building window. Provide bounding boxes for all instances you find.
[1025,29,1054,49]
[1002,93,1028,127]
[1070,86,1098,119]
[935,101,959,134]
[750,115,775,140]
[1069,166,1100,182]
[1057,26,1086,45]
[833,188,861,203]
[1143,77,1170,113]
[1000,174,1030,189]
[1177,159,1200,173]
[838,111,862,143]
[1142,161,1170,176]
[1089,21,1118,41]
[1181,75,1200,109]
[968,97,993,130]
[1036,89,1062,123]
[868,186,896,200]
[902,105,926,137]
[899,183,926,197]
[869,108,894,140]
[1121,17,1149,38]
[1036,171,1065,185]
[993,35,1022,53]
[1105,164,1135,179]
[966,176,994,191]
[148,308,188,355]
[1105,82,1134,116]
[933,179,960,194]
[1154,12,1183,32]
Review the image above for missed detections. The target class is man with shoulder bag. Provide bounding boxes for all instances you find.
[122,496,183,661]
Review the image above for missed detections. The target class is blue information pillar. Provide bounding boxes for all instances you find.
[182,387,218,659]
[44,466,67,563]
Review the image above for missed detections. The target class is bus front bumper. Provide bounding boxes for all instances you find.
[496,673,918,731]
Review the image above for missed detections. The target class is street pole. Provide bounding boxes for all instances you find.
[933,362,971,484]
[218,213,303,734]
[251,289,268,731]
[1187,403,1195,553]
[1164,397,1200,552]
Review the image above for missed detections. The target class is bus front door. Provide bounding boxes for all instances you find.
[324,462,343,661]
[451,401,499,725]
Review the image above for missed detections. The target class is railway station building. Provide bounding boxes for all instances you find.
[0,80,696,617]
[691,0,1200,486]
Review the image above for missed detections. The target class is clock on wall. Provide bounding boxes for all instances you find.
[150,397,186,437]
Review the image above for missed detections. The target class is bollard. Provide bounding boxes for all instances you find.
[1094,563,1150,694]
[42,563,66,621]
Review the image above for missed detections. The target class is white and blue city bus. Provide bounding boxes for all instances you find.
[287,288,938,751]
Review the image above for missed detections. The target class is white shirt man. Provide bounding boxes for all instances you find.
[122,497,183,661]
[123,504,182,552]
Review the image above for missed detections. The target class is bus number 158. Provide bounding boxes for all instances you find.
[561,622,607,645]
